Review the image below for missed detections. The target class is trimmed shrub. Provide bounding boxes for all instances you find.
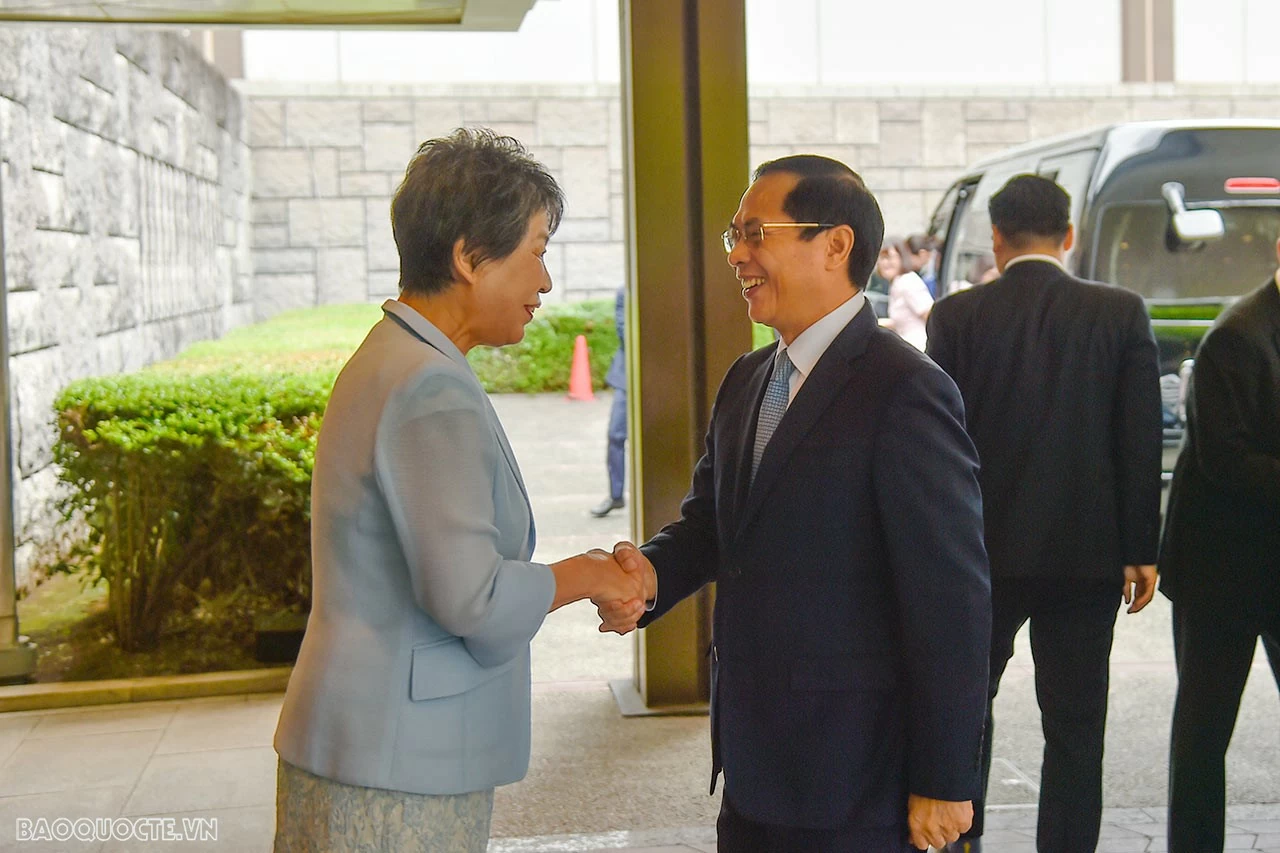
[54,372,326,651]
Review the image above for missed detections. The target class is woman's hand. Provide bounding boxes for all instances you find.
[548,549,645,613]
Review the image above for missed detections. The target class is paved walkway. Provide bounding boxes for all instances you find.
[1,392,1277,852]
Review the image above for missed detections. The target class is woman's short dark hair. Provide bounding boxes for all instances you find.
[751,155,885,289]
[988,174,1071,247]
[391,128,565,297]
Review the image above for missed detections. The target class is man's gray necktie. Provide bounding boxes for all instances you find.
[751,348,794,481]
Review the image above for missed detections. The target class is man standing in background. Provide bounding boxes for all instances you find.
[590,285,628,518]
[1160,236,1280,853]
[926,174,1163,853]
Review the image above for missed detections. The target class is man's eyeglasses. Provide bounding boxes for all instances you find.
[722,222,835,253]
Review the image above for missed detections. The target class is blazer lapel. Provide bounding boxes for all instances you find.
[734,307,878,543]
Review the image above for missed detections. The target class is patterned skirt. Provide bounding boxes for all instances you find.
[274,759,494,853]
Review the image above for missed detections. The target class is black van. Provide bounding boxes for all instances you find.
[927,119,1280,476]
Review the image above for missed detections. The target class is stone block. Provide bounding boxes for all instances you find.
[5,290,57,357]
[558,147,609,219]
[30,115,66,175]
[253,273,316,320]
[365,197,399,272]
[967,142,1015,164]
[608,102,623,171]
[1028,100,1094,141]
[859,168,903,192]
[901,167,963,192]
[834,100,879,145]
[316,248,367,304]
[555,219,612,242]
[480,122,536,146]
[526,145,562,171]
[340,172,392,196]
[251,148,314,198]
[253,249,315,274]
[288,198,364,247]
[0,29,32,104]
[10,347,61,477]
[367,271,400,298]
[1188,99,1231,118]
[875,190,927,236]
[414,100,464,143]
[248,99,284,146]
[253,223,289,248]
[766,100,835,145]
[537,99,609,146]
[563,243,626,294]
[32,170,68,232]
[804,145,866,169]
[487,99,535,123]
[964,100,1012,121]
[610,194,625,242]
[313,148,339,198]
[1089,99,1132,126]
[339,147,365,172]
[362,100,412,124]
[1130,99,1193,121]
[252,200,289,224]
[364,122,417,174]
[921,102,966,167]
[1230,98,1280,118]
[878,122,924,167]
[880,100,922,122]
[15,467,63,553]
[285,100,362,147]
[966,120,1029,145]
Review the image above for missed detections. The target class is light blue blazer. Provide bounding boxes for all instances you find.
[274,300,556,796]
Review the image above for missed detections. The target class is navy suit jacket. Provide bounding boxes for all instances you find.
[638,304,992,831]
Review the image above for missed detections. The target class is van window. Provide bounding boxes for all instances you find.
[1037,149,1098,268]
[1092,203,1280,300]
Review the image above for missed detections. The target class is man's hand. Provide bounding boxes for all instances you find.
[906,794,972,851]
[1122,564,1157,613]
[595,541,657,635]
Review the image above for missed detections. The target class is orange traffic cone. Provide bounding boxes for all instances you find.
[567,334,595,401]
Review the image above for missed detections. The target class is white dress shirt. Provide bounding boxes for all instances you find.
[1004,253,1067,272]
[776,291,865,406]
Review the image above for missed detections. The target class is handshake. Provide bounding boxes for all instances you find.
[566,541,657,635]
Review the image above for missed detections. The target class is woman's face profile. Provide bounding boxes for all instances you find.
[469,210,554,348]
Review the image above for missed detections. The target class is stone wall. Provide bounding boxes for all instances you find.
[0,28,253,588]
[239,82,626,311]
[242,82,1280,310]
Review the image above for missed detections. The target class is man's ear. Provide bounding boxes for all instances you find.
[452,238,479,285]
[991,225,1005,255]
[1063,223,1075,253]
[825,225,855,271]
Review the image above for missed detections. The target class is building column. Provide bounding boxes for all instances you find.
[612,0,750,714]
[1122,0,1175,82]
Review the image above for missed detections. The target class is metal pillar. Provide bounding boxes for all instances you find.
[0,168,38,684]
[611,0,750,714]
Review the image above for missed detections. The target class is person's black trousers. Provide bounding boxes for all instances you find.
[1167,600,1280,853]
[962,579,1120,853]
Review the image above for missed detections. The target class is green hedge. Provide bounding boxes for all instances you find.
[51,300,623,651]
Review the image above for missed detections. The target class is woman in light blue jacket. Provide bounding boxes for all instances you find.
[273,128,650,853]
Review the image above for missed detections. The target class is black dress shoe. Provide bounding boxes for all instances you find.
[590,497,625,518]
[941,840,981,853]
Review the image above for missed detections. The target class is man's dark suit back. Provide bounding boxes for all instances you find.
[927,260,1163,579]
[1160,280,1280,614]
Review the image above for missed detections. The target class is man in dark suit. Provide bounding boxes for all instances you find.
[600,155,992,851]
[925,174,1163,853]
[1160,236,1280,853]
[590,285,628,517]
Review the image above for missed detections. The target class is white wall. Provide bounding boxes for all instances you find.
[1176,0,1280,83]
[242,0,1279,87]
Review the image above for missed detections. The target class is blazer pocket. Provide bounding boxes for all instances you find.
[790,655,899,693]
[409,638,517,701]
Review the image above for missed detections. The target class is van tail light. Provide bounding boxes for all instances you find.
[1224,177,1280,194]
